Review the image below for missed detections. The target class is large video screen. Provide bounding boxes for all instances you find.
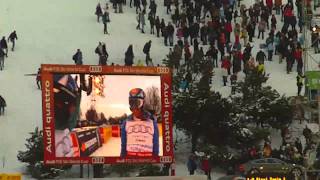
[42,65,173,164]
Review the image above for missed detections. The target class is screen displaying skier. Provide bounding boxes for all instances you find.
[42,65,173,164]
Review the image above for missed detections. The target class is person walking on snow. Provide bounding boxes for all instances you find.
[72,49,83,65]
[256,49,267,64]
[296,72,304,96]
[95,3,103,22]
[0,37,8,57]
[8,31,18,51]
[137,10,146,33]
[102,10,110,34]
[187,154,197,175]
[143,40,152,65]
[0,95,6,116]
[36,68,41,89]
[201,156,211,180]
[0,48,5,70]
[124,44,134,66]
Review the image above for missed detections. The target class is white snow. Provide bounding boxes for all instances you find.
[0,0,319,179]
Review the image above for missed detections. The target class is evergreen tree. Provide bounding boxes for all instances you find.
[231,68,293,128]
[17,127,70,179]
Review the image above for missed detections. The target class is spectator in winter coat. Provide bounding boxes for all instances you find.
[149,0,157,18]
[271,14,277,30]
[173,44,182,69]
[155,16,161,37]
[187,154,197,175]
[286,49,294,74]
[0,37,8,57]
[102,11,110,34]
[134,0,141,13]
[8,31,18,51]
[167,22,175,46]
[73,49,83,65]
[141,0,147,11]
[36,68,41,89]
[247,22,255,42]
[263,142,272,157]
[200,24,208,45]
[256,50,267,64]
[184,43,192,69]
[138,10,146,33]
[221,56,231,86]
[258,19,267,39]
[95,42,104,57]
[297,72,304,96]
[0,95,6,115]
[125,44,134,66]
[267,41,274,61]
[225,21,233,43]
[295,44,303,73]
[257,61,265,75]
[303,125,312,145]
[201,156,211,180]
[143,40,152,65]
[95,3,103,22]
[274,0,282,14]
[0,48,5,70]
[148,13,155,34]
[206,45,218,68]
[160,19,166,37]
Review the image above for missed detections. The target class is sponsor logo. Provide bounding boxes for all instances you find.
[157,67,170,74]
[92,157,105,164]
[89,66,102,73]
[163,82,171,153]
[44,80,52,154]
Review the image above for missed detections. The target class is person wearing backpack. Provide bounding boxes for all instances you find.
[72,49,83,65]
[8,31,18,51]
[102,10,110,34]
[143,40,152,65]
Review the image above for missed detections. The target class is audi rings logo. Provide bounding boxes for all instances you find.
[89,66,102,73]
[156,67,170,74]
[127,124,153,135]
[92,157,105,164]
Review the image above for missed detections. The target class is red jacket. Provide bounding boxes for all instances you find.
[219,33,226,45]
[266,0,273,7]
[201,159,211,172]
[221,59,231,69]
[294,49,302,60]
[225,22,232,33]
[284,8,293,17]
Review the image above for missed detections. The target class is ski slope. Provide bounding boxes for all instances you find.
[0,0,311,178]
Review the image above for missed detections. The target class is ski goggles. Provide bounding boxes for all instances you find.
[129,98,144,110]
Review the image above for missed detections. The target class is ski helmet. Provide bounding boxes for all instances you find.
[128,88,146,119]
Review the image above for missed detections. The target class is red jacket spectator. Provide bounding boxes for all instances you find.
[284,8,293,17]
[201,159,211,172]
[266,0,273,8]
[219,33,226,45]
[221,58,231,69]
[294,49,302,60]
[176,28,183,39]
[225,22,233,33]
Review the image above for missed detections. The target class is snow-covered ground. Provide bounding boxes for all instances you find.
[1,0,319,179]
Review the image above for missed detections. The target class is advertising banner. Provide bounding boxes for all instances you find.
[41,65,173,165]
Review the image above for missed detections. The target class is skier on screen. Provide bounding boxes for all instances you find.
[53,74,81,157]
[120,88,159,157]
